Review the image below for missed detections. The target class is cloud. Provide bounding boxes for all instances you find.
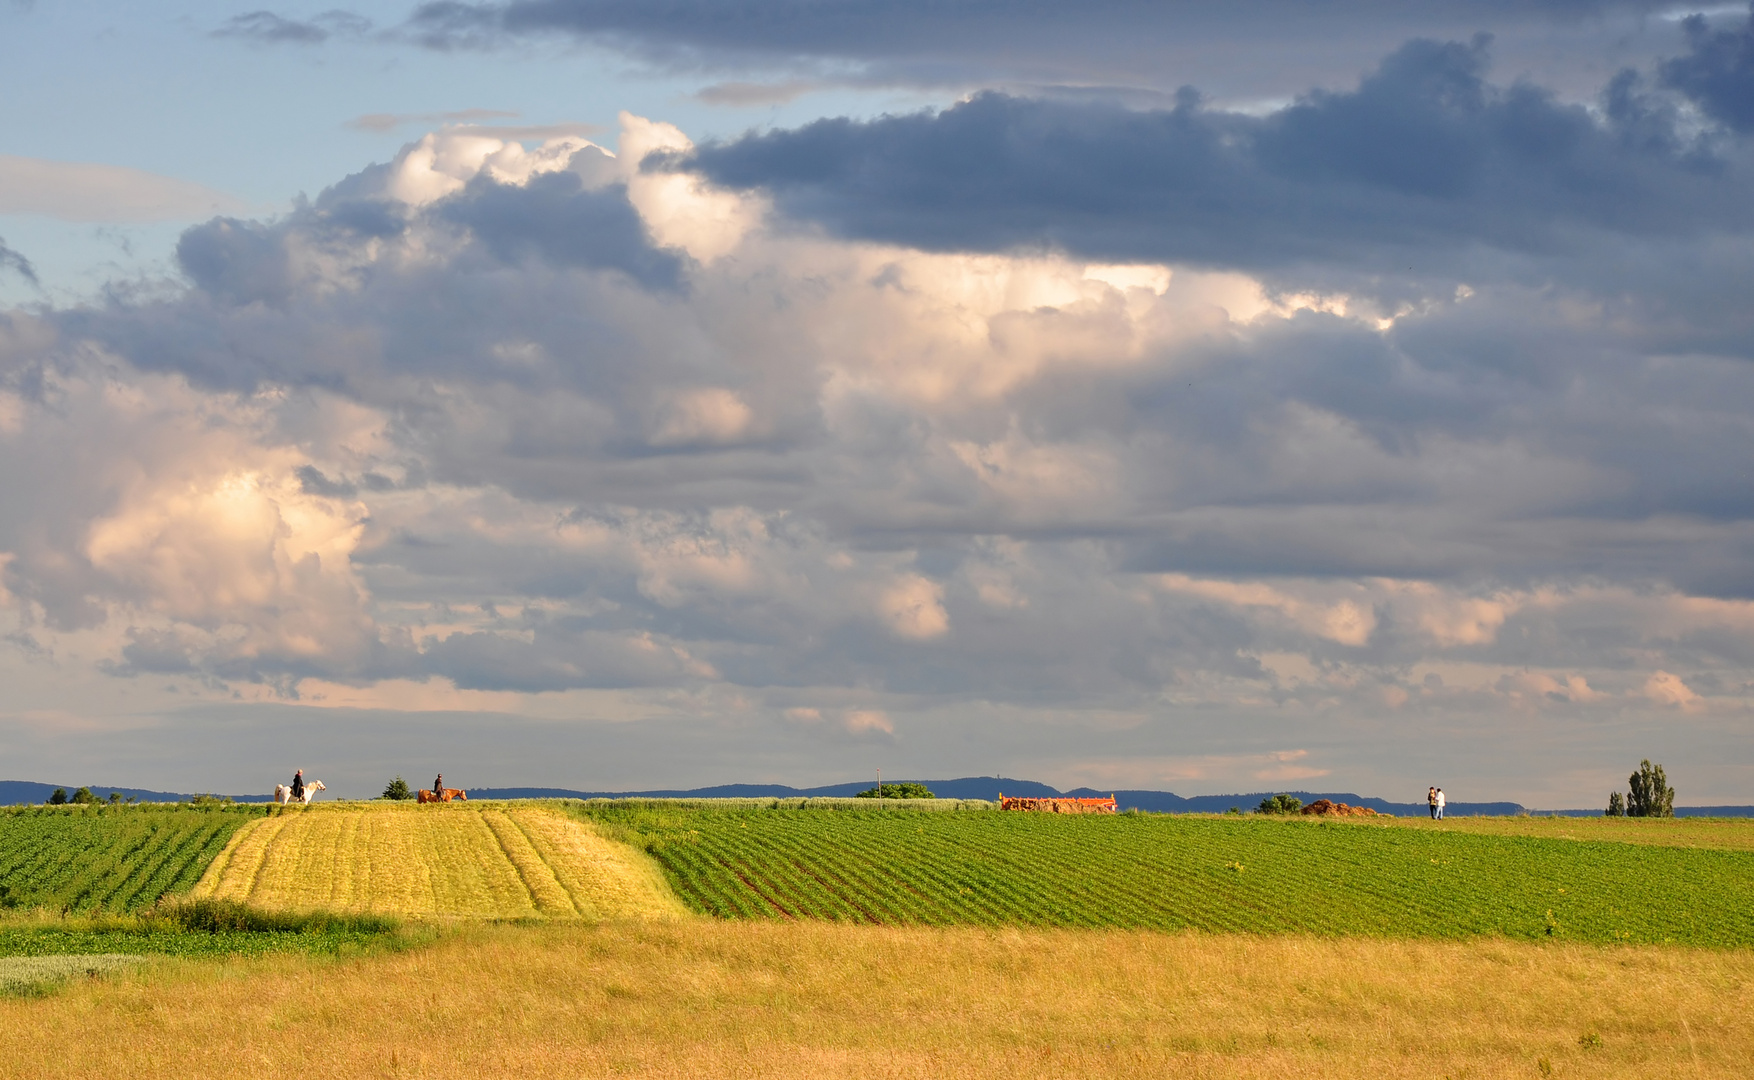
[213,10,374,45]
[392,0,1678,98]
[8,30,1754,805]
[679,39,1751,289]
[0,156,247,223]
[1660,6,1754,132]
[843,708,893,736]
[1643,669,1700,709]
[877,575,948,640]
[346,108,522,133]
[0,236,36,287]
[693,81,815,107]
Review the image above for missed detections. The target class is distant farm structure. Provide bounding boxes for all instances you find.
[997,794,1117,814]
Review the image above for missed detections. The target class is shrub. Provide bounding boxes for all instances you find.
[1605,792,1624,817]
[167,898,398,936]
[1258,794,1302,815]
[69,787,98,805]
[381,776,414,801]
[854,782,935,799]
[1627,760,1674,818]
[46,789,67,806]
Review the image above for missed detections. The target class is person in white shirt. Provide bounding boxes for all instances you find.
[1435,788,1446,820]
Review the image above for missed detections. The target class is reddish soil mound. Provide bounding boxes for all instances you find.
[1301,799,1379,817]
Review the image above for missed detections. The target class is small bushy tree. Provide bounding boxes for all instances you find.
[1627,759,1674,818]
[47,788,67,805]
[1605,792,1624,816]
[1258,794,1302,815]
[855,782,935,799]
[69,786,98,805]
[381,776,414,801]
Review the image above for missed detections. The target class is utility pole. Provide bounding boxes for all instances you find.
[876,767,881,799]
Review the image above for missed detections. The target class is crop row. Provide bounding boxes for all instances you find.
[0,806,256,912]
[577,804,1754,945]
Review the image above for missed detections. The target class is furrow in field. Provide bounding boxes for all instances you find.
[481,809,578,916]
[201,813,290,904]
[507,807,686,921]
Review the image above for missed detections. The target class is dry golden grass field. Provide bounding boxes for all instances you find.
[2,919,1751,1079]
[190,802,685,920]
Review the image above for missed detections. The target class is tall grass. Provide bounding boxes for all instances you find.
[0,920,1749,1077]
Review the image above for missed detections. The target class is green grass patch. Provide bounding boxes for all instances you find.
[0,804,263,913]
[0,900,418,962]
[0,954,143,997]
[571,801,1754,946]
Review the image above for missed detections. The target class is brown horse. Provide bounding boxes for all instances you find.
[417,787,468,803]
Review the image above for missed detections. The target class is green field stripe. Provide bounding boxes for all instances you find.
[595,804,1754,942]
[0,809,258,913]
[104,819,211,909]
[770,827,935,923]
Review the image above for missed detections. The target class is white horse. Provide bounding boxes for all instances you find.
[274,779,326,805]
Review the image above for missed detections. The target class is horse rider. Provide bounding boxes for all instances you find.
[433,773,444,799]
[291,769,305,802]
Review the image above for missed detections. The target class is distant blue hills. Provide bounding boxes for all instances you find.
[0,780,276,805]
[3,776,1749,816]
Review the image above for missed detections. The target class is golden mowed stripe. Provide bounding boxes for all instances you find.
[508,806,690,921]
[192,803,684,920]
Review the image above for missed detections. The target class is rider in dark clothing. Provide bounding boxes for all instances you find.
[433,773,444,798]
[291,769,305,800]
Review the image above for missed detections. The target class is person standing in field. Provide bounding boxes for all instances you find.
[291,769,305,801]
[433,773,443,798]
[1435,788,1446,820]
[1428,787,1438,819]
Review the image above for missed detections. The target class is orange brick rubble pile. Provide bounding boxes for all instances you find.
[997,795,1118,814]
[1300,799,1379,817]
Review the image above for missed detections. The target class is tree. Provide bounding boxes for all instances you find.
[855,782,935,799]
[47,788,67,805]
[69,787,98,805]
[381,776,414,801]
[1258,794,1302,815]
[1626,759,1674,818]
[1605,792,1624,817]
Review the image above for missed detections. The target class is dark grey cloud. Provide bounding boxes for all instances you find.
[219,0,1690,105]
[1660,6,1754,132]
[0,236,36,287]
[176,218,296,306]
[682,38,1749,287]
[212,9,373,45]
[440,172,686,289]
[401,0,1663,62]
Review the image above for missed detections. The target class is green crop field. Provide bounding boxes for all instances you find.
[576,801,1754,946]
[0,805,257,913]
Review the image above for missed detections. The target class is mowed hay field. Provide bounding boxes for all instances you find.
[192,801,686,921]
[582,802,1754,944]
[2,920,1752,1079]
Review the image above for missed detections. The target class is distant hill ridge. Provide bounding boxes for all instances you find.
[4,777,1750,816]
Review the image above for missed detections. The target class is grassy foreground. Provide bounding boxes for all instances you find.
[193,802,685,920]
[579,802,1754,945]
[0,920,1749,1079]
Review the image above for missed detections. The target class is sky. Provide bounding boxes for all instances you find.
[2,1,1753,806]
